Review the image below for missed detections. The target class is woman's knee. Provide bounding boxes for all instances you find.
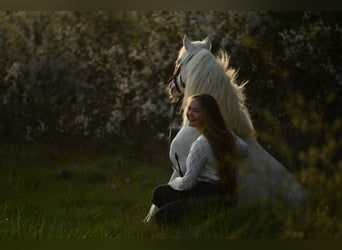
[152,185,173,207]
[152,185,171,198]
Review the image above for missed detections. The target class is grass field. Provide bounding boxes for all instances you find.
[0,144,341,239]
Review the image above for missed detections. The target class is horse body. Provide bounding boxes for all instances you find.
[237,137,309,208]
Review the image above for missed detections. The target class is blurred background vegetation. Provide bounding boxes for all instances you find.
[0,11,341,238]
[0,12,341,185]
[1,11,341,163]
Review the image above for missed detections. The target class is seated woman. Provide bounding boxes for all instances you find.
[144,93,249,225]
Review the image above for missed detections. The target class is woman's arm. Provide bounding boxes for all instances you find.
[168,169,181,183]
[168,137,207,190]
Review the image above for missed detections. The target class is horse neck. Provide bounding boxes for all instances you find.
[222,101,255,139]
[182,53,255,139]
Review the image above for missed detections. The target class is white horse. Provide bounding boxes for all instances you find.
[144,35,308,222]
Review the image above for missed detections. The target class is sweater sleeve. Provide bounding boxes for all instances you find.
[169,137,207,190]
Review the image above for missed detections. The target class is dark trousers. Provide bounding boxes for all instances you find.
[151,181,226,225]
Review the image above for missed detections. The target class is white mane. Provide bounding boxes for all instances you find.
[179,48,255,139]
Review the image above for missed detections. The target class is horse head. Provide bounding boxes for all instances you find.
[167,35,211,100]
[166,35,255,139]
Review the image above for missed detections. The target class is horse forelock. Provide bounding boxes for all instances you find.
[181,49,255,138]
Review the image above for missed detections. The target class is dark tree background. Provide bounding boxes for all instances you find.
[0,11,341,175]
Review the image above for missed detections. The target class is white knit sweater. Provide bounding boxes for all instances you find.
[169,134,248,191]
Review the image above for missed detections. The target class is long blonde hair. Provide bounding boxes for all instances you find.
[185,94,238,205]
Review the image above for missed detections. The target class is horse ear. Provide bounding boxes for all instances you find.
[183,35,192,51]
[204,36,212,50]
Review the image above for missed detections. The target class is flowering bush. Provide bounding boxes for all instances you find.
[0,11,340,159]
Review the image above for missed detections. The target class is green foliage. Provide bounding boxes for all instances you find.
[0,11,340,150]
